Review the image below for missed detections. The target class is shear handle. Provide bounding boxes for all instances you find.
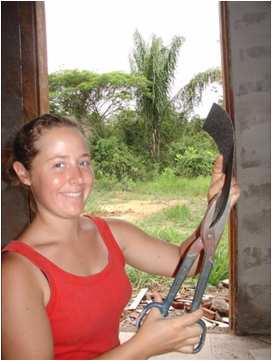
[193,319,206,353]
[136,251,199,329]
[186,257,213,353]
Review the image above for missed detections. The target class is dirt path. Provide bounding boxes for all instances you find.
[95,199,183,222]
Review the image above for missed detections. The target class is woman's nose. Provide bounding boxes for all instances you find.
[68,165,83,184]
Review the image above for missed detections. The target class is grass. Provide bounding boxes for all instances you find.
[133,173,211,198]
[85,174,229,289]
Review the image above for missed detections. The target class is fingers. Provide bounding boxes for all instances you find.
[208,154,224,202]
[152,291,163,303]
[209,154,241,207]
[208,174,225,202]
[179,345,195,354]
[143,292,163,323]
[138,304,204,356]
[212,154,224,177]
[230,177,240,207]
[179,335,202,353]
[149,292,163,318]
[175,318,203,354]
[175,309,203,328]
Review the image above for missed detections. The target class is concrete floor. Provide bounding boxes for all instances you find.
[120,332,271,360]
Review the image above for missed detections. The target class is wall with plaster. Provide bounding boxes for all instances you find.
[227,2,270,334]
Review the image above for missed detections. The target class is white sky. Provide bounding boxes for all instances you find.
[45,0,223,116]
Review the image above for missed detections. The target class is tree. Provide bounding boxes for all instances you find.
[173,67,222,114]
[49,69,150,136]
[130,31,223,162]
[130,30,184,161]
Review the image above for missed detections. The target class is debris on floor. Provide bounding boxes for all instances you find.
[120,280,230,332]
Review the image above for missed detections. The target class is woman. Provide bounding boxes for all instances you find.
[2,114,239,360]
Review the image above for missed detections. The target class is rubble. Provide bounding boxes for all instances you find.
[120,280,230,332]
[211,296,229,316]
[126,288,148,310]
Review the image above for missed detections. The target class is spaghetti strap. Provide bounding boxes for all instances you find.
[84,214,125,265]
[2,241,56,271]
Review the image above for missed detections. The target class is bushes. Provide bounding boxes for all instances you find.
[88,114,218,183]
[90,136,216,188]
[174,146,215,177]
[91,136,146,183]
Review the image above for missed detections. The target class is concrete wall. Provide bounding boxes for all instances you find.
[226,1,270,334]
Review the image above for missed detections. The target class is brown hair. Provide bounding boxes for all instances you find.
[3,113,84,186]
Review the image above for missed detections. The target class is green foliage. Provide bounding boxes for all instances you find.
[110,110,148,156]
[162,116,217,177]
[133,172,210,199]
[137,204,191,229]
[91,136,146,183]
[174,146,215,177]
[208,229,229,285]
[48,29,223,172]
[48,69,150,134]
[174,67,222,114]
[130,30,184,161]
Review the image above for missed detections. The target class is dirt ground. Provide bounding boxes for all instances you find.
[94,199,184,222]
[120,285,231,333]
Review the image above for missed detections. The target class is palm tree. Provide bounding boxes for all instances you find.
[130,30,184,161]
[130,30,222,161]
[173,67,222,114]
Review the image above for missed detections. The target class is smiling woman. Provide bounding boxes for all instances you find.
[14,126,93,218]
[4,114,93,215]
[1,113,239,360]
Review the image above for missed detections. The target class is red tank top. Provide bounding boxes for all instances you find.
[2,216,132,360]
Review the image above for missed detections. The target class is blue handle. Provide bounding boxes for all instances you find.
[136,251,210,353]
[193,319,206,353]
[136,302,206,353]
[136,301,168,329]
[136,252,198,329]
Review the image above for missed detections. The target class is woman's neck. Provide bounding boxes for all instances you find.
[25,211,83,245]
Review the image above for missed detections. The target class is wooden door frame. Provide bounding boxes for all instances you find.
[219,2,238,333]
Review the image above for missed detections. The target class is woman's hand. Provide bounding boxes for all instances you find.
[178,154,240,276]
[208,154,240,208]
[135,292,203,357]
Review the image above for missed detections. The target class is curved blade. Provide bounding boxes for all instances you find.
[203,103,235,226]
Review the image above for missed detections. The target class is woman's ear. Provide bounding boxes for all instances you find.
[12,161,31,186]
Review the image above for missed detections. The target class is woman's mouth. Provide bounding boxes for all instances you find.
[62,192,82,198]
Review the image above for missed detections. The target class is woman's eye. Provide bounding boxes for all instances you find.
[79,160,90,167]
[54,162,65,169]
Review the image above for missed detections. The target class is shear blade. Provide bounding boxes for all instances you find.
[202,103,234,226]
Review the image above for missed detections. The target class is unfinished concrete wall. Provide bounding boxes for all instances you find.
[223,2,270,335]
[1,1,48,244]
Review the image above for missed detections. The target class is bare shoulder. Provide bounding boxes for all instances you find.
[106,217,140,235]
[105,217,150,251]
[80,214,100,232]
[2,251,44,299]
[2,250,33,275]
[2,253,54,359]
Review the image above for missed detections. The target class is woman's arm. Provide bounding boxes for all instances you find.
[109,218,184,276]
[2,253,54,360]
[109,155,240,277]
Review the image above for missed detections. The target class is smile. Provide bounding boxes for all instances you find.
[62,192,82,198]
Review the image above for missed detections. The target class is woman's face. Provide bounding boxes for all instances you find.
[26,126,93,219]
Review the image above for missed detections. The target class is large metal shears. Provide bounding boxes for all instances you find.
[136,104,235,353]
